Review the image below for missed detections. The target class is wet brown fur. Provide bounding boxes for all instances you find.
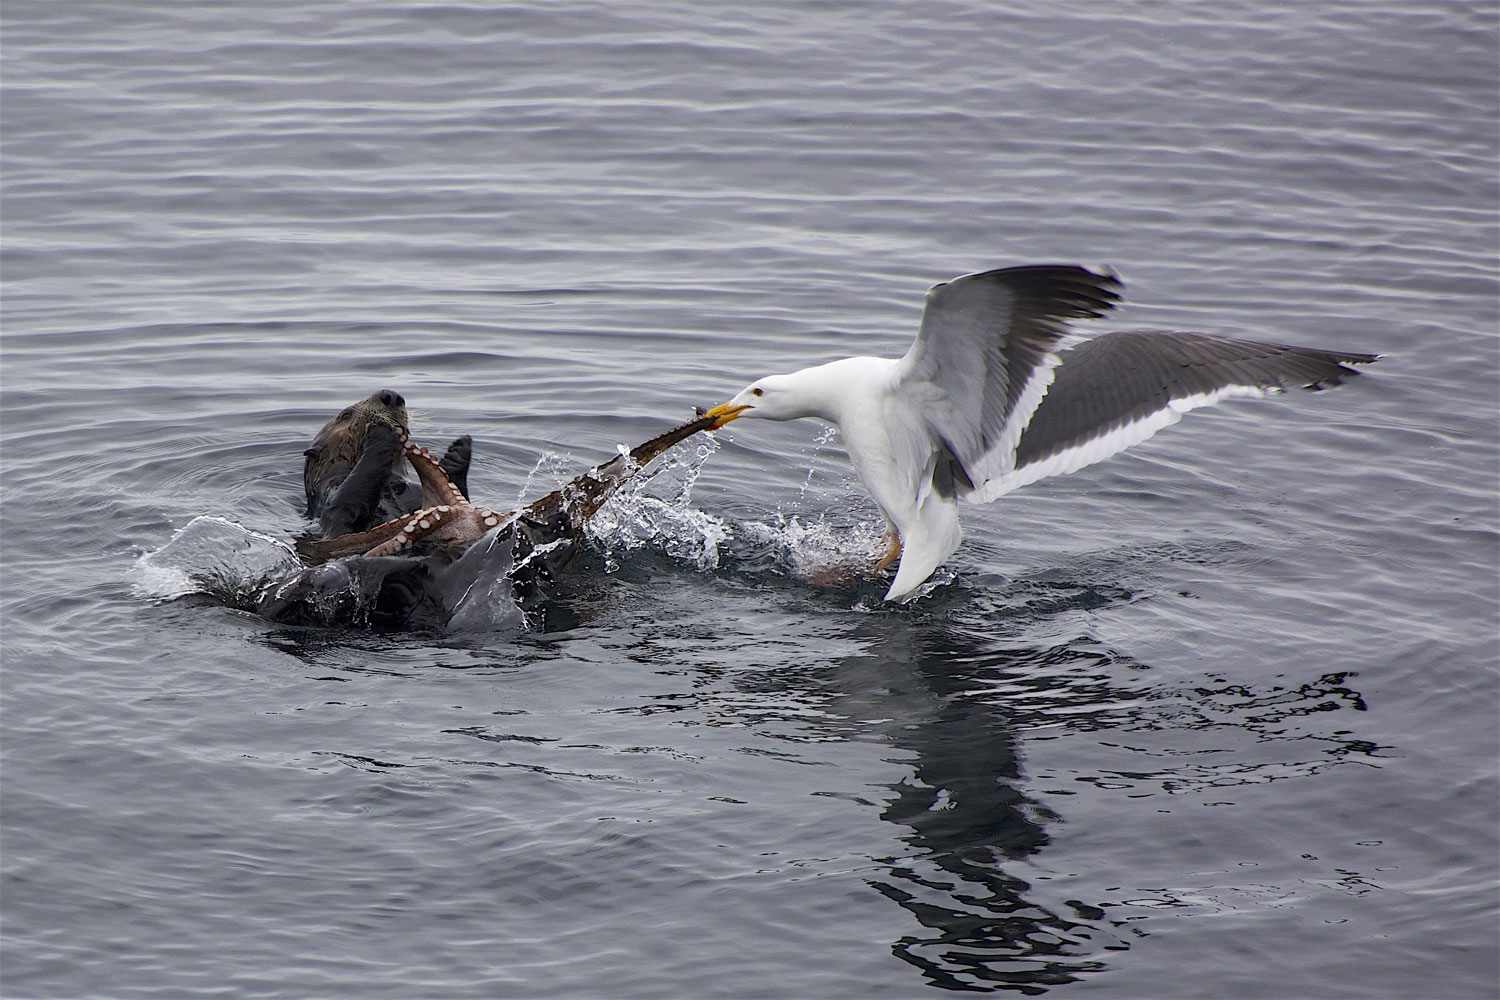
[303,389,409,513]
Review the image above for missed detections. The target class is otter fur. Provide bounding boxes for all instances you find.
[301,388,472,538]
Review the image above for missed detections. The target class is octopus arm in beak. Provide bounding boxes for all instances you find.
[704,402,752,429]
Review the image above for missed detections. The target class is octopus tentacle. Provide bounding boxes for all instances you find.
[296,509,426,561]
[365,504,451,557]
[299,412,717,565]
[299,477,515,562]
[398,430,470,508]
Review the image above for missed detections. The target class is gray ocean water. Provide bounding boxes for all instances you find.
[3,2,1497,997]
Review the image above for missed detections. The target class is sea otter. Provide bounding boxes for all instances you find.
[259,396,715,629]
[301,388,473,538]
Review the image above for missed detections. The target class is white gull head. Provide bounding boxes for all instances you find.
[708,358,890,427]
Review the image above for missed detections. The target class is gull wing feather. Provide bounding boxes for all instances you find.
[972,330,1380,500]
[893,264,1122,498]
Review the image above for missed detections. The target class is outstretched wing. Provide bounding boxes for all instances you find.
[893,264,1123,497]
[981,329,1379,500]
[894,265,1378,504]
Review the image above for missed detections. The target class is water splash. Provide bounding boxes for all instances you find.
[135,516,301,603]
[444,525,528,632]
[134,436,926,628]
[514,450,574,508]
[582,429,937,598]
[585,437,730,572]
[798,425,841,501]
[736,511,886,587]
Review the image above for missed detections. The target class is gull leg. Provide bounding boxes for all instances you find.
[873,528,902,573]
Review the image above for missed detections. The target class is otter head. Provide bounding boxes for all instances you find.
[303,388,410,505]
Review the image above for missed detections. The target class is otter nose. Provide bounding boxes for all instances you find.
[379,389,404,408]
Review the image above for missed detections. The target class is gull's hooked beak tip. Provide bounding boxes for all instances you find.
[703,401,752,430]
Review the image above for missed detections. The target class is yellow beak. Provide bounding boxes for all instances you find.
[704,402,752,429]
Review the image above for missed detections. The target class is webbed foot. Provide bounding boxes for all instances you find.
[872,529,901,573]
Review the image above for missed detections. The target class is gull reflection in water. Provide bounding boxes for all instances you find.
[823,605,1134,994]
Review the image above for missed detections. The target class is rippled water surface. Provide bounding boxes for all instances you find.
[3,2,1497,997]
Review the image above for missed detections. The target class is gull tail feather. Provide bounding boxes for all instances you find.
[884,495,962,601]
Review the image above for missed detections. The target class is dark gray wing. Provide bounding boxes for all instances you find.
[893,265,1122,495]
[973,330,1379,499]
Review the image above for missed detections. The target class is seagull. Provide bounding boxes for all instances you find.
[703,264,1378,601]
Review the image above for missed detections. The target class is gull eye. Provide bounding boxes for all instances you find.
[751,387,764,397]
